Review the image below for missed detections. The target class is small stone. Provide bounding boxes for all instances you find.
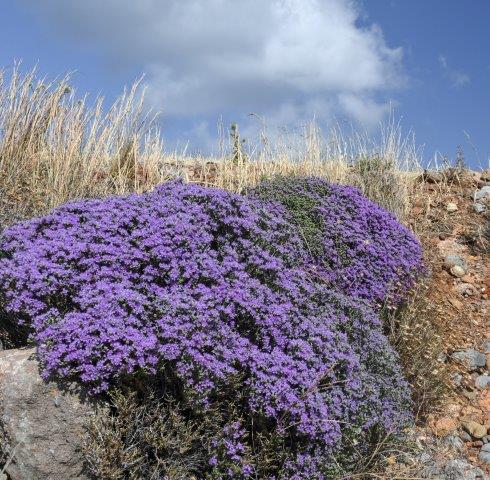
[444,254,465,269]
[411,206,424,216]
[462,420,488,439]
[449,298,463,310]
[475,185,490,201]
[446,202,458,212]
[478,390,490,412]
[456,283,475,296]
[451,372,463,386]
[444,434,464,450]
[479,449,490,464]
[475,375,490,390]
[482,443,490,452]
[450,265,466,277]
[473,203,486,213]
[460,430,472,442]
[451,349,487,371]
[483,340,490,354]
[443,459,485,479]
[473,440,484,447]
[418,452,432,464]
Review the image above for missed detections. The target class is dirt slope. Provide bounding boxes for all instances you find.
[410,169,489,475]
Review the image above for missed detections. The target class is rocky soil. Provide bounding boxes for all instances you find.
[406,169,490,478]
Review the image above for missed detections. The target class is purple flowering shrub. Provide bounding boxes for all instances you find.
[249,176,424,308]
[0,179,411,478]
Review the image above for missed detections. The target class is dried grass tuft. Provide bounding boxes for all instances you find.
[0,65,423,229]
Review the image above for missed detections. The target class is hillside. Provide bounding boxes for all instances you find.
[404,170,489,477]
[0,69,489,479]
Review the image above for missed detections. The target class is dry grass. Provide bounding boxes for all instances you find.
[0,65,165,224]
[385,282,452,421]
[83,389,214,480]
[0,65,423,229]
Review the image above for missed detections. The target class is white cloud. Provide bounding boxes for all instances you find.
[439,54,470,88]
[20,0,406,137]
[338,93,392,127]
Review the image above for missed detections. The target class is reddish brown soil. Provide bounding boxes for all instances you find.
[409,169,489,473]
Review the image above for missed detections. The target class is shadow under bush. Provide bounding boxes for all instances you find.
[0,310,30,349]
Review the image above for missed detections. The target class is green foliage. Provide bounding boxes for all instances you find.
[250,175,328,258]
[84,380,410,480]
[355,155,393,176]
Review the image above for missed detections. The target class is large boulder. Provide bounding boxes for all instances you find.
[0,348,94,480]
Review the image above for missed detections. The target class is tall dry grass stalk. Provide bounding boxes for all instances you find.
[0,65,166,224]
[0,65,422,227]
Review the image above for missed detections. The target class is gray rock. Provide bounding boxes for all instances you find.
[475,185,490,201]
[460,431,473,442]
[482,443,490,452]
[444,434,464,451]
[451,348,486,371]
[484,340,490,354]
[419,451,432,464]
[444,254,465,269]
[473,203,486,213]
[475,375,490,390]
[437,352,448,362]
[0,348,94,480]
[442,459,486,480]
[479,449,490,465]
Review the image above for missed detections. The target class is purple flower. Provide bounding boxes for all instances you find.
[249,176,424,308]
[0,179,414,477]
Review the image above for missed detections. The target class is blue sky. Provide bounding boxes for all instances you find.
[1,0,489,167]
